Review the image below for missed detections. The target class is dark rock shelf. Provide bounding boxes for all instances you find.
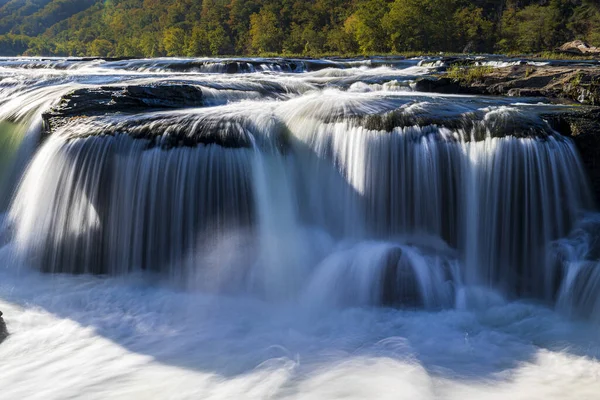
[43,84,204,134]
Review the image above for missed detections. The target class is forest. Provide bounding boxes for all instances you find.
[0,0,598,57]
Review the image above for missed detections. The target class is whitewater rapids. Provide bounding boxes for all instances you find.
[1,260,599,399]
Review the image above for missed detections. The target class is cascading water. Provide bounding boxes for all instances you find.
[0,57,599,399]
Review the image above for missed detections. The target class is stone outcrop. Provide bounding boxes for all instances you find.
[557,40,600,56]
[416,64,600,105]
[43,84,204,134]
[42,84,204,142]
[40,83,292,150]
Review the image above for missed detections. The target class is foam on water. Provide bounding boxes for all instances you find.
[0,256,599,399]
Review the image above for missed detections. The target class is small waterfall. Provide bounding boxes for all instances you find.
[302,241,460,310]
[10,131,256,274]
[551,215,600,321]
[0,83,78,209]
[251,149,314,301]
[462,134,591,298]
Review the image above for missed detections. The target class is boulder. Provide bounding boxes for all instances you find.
[557,40,600,56]
[46,84,203,118]
[413,76,485,95]
[42,84,204,137]
[0,310,7,343]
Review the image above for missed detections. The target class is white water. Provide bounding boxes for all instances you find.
[1,259,599,399]
[1,56,600,399]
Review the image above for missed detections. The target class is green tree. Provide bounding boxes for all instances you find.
[0,0,599,57]
[326,25,358,54]
[383,0,458,52]
[162,26,185,56]
[228,0,260,53]
[569,0,600,46]
[249,9,283,54]
[345,0,389,54]
[454,6,494,52]
[88,38,113,57]
[499,4,561,53]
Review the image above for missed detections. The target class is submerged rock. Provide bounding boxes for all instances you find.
[0,311,7,343]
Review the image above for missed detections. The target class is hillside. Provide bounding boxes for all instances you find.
[0,0,598,57]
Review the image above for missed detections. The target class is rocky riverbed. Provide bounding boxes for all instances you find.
[416,63,600,105]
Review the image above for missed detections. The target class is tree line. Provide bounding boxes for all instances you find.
[0,0,598,57]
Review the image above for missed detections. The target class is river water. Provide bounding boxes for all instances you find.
[0,56,599,399]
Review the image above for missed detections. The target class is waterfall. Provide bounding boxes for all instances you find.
[0,83,77,209]
[0,57,598,321]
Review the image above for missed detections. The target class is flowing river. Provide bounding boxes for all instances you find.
[0,56,599,399]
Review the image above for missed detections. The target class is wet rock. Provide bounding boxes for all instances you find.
[380,247,455,308]
[507,88,545,97]
[59,84,203,115]
[413,77,484,95]
[557,40,600,56]
[39,83,296,151]
[43,84,204,134]
[0,311,7,343]
[543,107,600,204]
[418,57,480,69]
[381,247,423,307]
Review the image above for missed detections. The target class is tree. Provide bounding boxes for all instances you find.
[499,4,561,53]
[249,9,283,54]
[383,0,459,52]
[88,38,113,57]
[162,26,185,56]
[0,0,599,57]
[569,0,600,46]
[228,0,260,53]
[454,6,494,52]
[345,0,389,54]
